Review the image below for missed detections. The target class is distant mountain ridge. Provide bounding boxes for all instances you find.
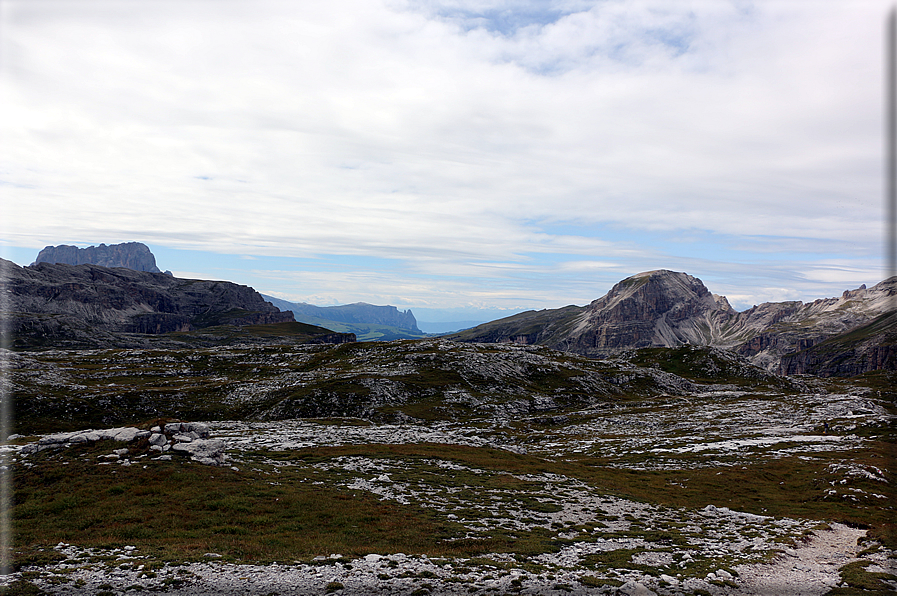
[33,242,171,275]
[263,295,425,340]
[449,270,896,376]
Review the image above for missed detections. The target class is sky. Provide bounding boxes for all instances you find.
[0,0,893,323]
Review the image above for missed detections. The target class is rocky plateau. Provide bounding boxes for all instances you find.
[2,338,895,595]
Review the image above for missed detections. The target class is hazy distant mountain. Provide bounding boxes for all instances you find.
[450,269,896,376]
[263,295,426,340]
[33,242,171,274]
[416,320,485,334]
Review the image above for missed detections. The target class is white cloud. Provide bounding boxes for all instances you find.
[1,0,891,309]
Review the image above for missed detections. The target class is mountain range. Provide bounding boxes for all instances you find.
[449,269,896,377]
[262,295,427,341]
[7,243,895,377]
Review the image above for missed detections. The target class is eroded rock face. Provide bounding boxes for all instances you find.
[452,270,897,374]
[777,311,897,377]
[33,242,163,273]
[2,258,295,346]
[451,271,738,355]
[566,271,737,354]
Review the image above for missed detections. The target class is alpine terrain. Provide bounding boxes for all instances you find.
[2,262,894,595]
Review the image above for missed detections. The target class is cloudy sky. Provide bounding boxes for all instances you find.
[1,0,891,322]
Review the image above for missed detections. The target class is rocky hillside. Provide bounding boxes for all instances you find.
[450,270,896,376]
[32,242,168,274]
[8,338,802,434]
[778,311,897,376]
[3,258,300,349]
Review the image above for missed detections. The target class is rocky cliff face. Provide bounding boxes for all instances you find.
[726,279,897,372]
[33,242,165,273]
[777,311,897,377]
[3,258,295,348]
[451,270,897,375]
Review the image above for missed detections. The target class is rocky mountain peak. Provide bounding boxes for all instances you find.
[32,242,167,274]
[560,271,735,353]
[587,270,733,319]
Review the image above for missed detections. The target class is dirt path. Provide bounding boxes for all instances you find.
[732,523,878,595]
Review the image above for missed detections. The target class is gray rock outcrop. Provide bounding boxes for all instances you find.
[22,427,152,453]
[18,421,227,465]
[33,242,164,273]
[170,439,227,466]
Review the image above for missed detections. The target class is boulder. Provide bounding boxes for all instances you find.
[170,439,227,466]
[618,581,656,596]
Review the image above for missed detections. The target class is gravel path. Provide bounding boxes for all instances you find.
[733,522,885,596]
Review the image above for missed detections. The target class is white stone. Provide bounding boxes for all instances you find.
[619,580,656,596]
[660,574,678,584]
[171,439,227,465]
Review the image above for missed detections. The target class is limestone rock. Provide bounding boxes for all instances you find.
[171,439,227,465]
[33,242,163,273]
[22,426,150,454]
[165,422,210,438]
[619,580,656,596]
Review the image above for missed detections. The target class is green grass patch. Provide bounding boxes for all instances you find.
[826,560,897,595]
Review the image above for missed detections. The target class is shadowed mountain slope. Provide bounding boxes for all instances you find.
[2,258,306,349]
